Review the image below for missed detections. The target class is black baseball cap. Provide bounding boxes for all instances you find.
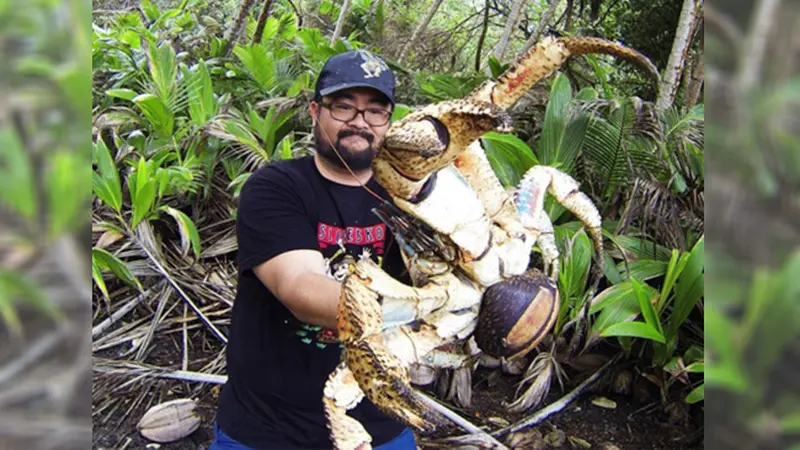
[314,50,396,106]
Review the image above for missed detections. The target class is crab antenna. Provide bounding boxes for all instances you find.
[469,36,660,110]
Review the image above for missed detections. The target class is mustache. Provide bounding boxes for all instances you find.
[337,128,374,144]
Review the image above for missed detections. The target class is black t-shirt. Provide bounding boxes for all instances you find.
[216,155,409,449]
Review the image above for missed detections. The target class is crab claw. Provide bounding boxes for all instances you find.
[377,99,513,184]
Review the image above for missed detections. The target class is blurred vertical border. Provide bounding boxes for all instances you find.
[0,0,92,449]
[706,0,800,449]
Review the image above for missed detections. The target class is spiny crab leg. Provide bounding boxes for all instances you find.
[516,165,604,280]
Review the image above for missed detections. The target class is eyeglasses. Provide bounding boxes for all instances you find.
[319,102,392,127]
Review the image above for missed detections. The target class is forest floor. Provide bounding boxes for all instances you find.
[92,328,703,450]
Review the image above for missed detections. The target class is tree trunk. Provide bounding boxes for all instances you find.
[493,0,528,62]
[683,46,704,109]
[655,0,700,113]
[253,0,276,44]
[398,0,446,63]
[330,0,353,45]
[223,0,257,56]
[737,0,782,91]
[565,0,574,31]
[475,0,491,72]
[521,0,560,53]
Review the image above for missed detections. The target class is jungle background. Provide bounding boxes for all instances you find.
[0,0,796,448]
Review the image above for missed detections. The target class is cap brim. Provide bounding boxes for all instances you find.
[319,82,395,105]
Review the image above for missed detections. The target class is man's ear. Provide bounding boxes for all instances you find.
[309,101,319,125]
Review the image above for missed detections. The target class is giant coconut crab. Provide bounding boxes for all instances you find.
[322,36,659,449]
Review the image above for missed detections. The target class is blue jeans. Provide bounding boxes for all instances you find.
[209,422,417,449]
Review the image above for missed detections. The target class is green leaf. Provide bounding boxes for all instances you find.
[92,248,142,293]
[47,150,87,237]
[666,236,704,337]
[607,234,672,261]
[481,132,539,188]
[133,93,175,138]
[146,39,178,107]
[140,0,162,22]
[618,259,668,282]
[131,179,156,229]
[391,104,411,122]
[161,206,202,259]
[685,383,704,404]
[0,129,37,223]
[558,229,592,303]
[487,56,504,78]
[600,321,665,343]
[0,269,63,335]
[92,256,110,302]
[234,44,278,93]
[106,88,139,101]
[539,73,571,167]
[631,277,663,336]
[183,60,216,127]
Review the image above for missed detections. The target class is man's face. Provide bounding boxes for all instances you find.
[310,87,392,171]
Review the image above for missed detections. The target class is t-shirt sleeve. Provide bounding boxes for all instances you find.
[235,166,318,273]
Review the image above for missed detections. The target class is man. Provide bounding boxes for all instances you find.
[212,50,417,449]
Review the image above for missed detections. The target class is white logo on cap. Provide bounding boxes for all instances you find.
[358,51,388,79]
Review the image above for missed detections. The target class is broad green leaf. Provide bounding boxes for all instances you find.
[92,248,142,292]
[92,173,119,213]
[131,179,156,229]
[482,132,539,188]
[106,88,139,101]
[631,277,663,336]
[685,384,704,404]
[607,234,672,261]
[133,93,174,138]
[120,29,141,48]
[140,0,161,22]
[600,321,665,343]
[146,40,178,107]
[183,60,216,127]
[391,104,411,122]
[234,44,278,92]
[602,252,623,285]
[92,258,110,302]
[618,259,668,282]
[666,236,704,337]
[161,206,202,259]
[487,56,504,78]
[685,362,704,373]
[558,229,592,303]
[591,279,660,334]
[539,73,571,166]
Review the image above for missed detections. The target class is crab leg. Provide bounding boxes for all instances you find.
[323,363,372,450]
[332,260,455,443]
[449,36,657,269]
[516,165,604,279]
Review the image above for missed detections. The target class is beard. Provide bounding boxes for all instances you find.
[314,124,378,171]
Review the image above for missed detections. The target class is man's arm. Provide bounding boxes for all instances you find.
[253,249,342,331]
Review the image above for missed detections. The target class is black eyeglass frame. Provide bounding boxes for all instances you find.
[318,101,393,127]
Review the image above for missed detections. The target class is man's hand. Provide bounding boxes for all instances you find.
[253,249,343,330]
